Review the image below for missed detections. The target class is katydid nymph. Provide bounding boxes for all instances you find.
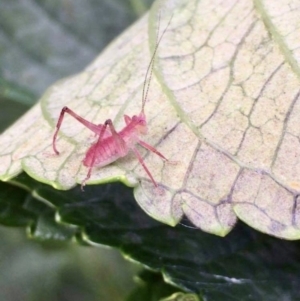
[52,15,172,191]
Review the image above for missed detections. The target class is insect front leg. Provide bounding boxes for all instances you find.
[53,106,106,155]
[137,139,168,161]
[138,139,178,165]
[131,146,158,187]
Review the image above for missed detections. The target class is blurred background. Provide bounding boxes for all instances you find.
[0,0,154,300]
[0,227,139,301]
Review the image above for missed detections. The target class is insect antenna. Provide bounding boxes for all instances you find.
[141,13,173,113]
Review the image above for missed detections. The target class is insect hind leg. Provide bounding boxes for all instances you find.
[53,106,107,155]
[81,119,110,190]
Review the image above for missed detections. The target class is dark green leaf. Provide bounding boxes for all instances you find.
[4,173,300,300]
[126,270,183,301]
[0,181,34,226]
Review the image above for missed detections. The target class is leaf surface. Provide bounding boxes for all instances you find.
[1,0,300,239]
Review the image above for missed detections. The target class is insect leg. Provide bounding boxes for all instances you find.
[105,119,127,156]
[53,106,107,155]
[81,120,109,190]
[137,139,168,161]
[131,146,158,187]
[81,119,127,190]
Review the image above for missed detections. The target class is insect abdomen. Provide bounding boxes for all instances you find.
[82,136,127,167]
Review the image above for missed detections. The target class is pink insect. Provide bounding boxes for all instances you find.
[52,15,172,191]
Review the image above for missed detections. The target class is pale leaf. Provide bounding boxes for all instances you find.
[1,0,300,239]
